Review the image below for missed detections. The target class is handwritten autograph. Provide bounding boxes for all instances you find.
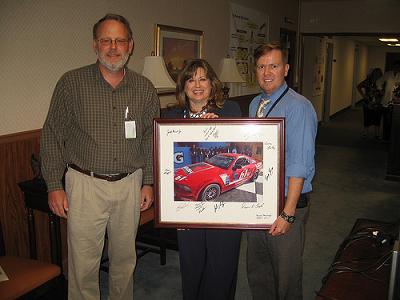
[167,129,182,136]
[241,202,265,209]
[265,167,273,181]
[203,126,218,140]
[163,169,171,175]
[195,202,207,214]
[213,201,225,212]
[176,203,189,212]
[264,141,276,150]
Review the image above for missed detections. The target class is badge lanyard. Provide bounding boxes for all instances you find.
[263,86,289,118]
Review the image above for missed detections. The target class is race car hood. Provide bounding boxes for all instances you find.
[175,162,215,178]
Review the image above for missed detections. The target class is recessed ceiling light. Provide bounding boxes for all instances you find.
[379,38,399,42]
[387,43,400,47]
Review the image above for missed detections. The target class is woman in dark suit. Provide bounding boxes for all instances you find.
[162,59,242,300]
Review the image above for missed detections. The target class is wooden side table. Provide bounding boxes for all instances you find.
[18,178,62,271]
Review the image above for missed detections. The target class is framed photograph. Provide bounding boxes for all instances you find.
[153,118,285,229]
[155,24,203,82]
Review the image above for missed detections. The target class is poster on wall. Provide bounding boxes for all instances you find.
[312,39,325,97]
[229,3,269,88]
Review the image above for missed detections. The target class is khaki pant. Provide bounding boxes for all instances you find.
[65,167,142,300]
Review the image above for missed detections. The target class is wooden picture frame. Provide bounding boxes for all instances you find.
[155,24,204,83]
[153,118,285,229]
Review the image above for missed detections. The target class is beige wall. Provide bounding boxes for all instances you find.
[0,0,229,135]
[301,36,326,121]
[353,44,369,103]
[329,38,355,115]
[301,0,400,33]
[2,0,297,135]
[357,45,369,86]
[301,36,360,119]
[367,46,400,72]
[301,37,400,120]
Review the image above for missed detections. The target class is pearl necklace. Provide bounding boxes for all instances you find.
[186,108,208,119]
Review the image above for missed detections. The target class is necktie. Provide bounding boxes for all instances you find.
[256,98,271,118]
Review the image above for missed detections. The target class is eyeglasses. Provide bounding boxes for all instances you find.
[255,64,281,71]
[97,38,130,47]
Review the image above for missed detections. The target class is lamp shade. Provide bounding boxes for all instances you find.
[218,58,245,83]
[142,56,176,89]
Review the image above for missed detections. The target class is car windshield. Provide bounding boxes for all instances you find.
[206,155,235,169]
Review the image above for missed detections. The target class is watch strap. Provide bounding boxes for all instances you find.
[280,211,296,223]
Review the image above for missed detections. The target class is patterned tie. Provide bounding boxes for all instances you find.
[256,98,271,118]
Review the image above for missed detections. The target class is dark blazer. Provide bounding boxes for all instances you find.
[161,99,243,300]
[161,100,242,118]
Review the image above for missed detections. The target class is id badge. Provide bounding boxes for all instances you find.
[125,121,136,139]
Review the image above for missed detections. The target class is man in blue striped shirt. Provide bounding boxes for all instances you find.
[247,41,317,300]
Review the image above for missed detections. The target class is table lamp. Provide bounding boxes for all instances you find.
[142,55,176,91]
[218,57,245,99]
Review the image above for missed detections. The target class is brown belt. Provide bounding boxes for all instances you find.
[69,164,130,182]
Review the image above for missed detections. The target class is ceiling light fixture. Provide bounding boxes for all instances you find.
[379,38,399,42]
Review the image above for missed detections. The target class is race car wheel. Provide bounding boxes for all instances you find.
[201,184,221,201]
[250,170,259,182]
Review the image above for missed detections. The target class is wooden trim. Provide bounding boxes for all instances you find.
[0,129,43,260]
[0,129,41,145]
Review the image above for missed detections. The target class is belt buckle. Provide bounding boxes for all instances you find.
[105,173,127,181]
[104,174,119,181]
[103,174,113,181]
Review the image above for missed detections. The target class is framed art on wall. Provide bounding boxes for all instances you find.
[153,118,285,229]
[155,24,203,82]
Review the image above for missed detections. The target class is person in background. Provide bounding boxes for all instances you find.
[376,60,400,140]
[40,14,160,299]
[247,42,317,300]
[357,67,383,138]
[162,58,242,300]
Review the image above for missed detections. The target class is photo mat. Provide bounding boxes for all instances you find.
[153,118,285,229]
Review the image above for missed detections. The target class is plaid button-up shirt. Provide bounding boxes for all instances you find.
[40,62,160,191]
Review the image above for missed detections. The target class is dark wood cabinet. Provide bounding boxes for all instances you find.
[386,103,400,181]
[316,219,399,300]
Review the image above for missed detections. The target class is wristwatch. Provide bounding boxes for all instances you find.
[280,211,296,223]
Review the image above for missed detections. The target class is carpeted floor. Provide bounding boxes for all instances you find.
[303,106,399,299]
[98,105,400,299]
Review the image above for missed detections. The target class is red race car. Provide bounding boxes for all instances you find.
[174,153,263,201]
